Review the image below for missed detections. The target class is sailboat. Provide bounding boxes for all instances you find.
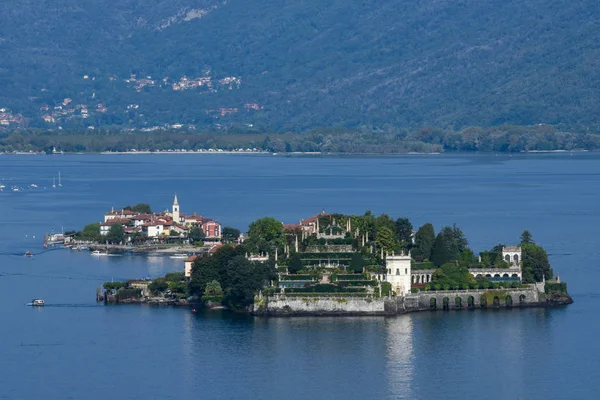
[58,171,62,187]
[52,177,56,188]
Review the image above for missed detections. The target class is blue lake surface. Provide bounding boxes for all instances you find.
[0,153,598,399]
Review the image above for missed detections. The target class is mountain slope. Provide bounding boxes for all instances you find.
[0,0,599,131]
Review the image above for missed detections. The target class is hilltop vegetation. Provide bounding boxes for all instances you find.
[0,0,599,134]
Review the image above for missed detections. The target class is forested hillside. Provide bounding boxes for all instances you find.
[0,0,599,132]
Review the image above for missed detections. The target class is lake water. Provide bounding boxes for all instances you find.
[0,153,598,399]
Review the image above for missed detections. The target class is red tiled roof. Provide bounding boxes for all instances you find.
[185,255,198,262]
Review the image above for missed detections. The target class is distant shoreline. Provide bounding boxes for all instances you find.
[0,149,593,156]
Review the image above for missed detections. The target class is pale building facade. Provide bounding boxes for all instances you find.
[385,253,412,296]
[502,246,522,267]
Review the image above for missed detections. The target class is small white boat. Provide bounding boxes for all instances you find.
[12,187,19,192]
[169,253,188,259]
[52,178,56,188]
[30,184,38,188]
[91,250,108,256]
[27,299,45,306]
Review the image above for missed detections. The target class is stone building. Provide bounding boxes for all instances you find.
[502,246,521,267]
[385,253,412,296]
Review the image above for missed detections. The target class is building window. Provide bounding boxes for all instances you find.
[396,269,399,275]
[405,268,408,274]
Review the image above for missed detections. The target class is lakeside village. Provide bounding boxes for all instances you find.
[76,195,574,315]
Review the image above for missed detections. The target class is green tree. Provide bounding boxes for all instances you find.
[451,224,468,253]
[165,272,185,282]
[520,230,534,245]
[458,248,476,267]
[79,223,101,241]
[349,252,365,273]
[169,281,188,295]
[106,223,125,244]
[522,243,553,283]
[224,256,276,310]
[395,217,413,247]
[189,225,205,242]
[431,233,454,267]
[202,280,224,303]
[431,263,476,288]
[149,278,169,294]
[222,226,241,242]
[125,203,152,214]
[376,226,397,255]
[103,281,124,291]
[413,223,435,261]
[430,226,468,267]
[288,252,303,274]
[189,255,220,297]
[375,213,396,233]
[246,217,284,253]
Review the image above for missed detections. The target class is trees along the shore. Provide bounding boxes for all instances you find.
[288,252,303,274]
[189,254,221,297]
[223,255,276,310]
[79,222,101,241]
[413,223,435,261]
[149,278,169,294]
[188,245,276,309]
[395,217,413,249]
[245,217,284,254]
[106,224,125,244]
[202,280,224,303]
[431,262,476,290]
[522,243,553,283]
[349,252,365,273]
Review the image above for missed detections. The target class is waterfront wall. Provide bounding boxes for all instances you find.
[255,295,385,315]
[256,287,548,316]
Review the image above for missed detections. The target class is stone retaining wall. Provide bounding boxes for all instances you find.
[255,287,546,316]
[255,295,385,315]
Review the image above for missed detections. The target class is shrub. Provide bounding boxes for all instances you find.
[410,288,419,294]
[545,282,567,293]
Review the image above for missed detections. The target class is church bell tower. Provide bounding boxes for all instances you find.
[172,194,180,223]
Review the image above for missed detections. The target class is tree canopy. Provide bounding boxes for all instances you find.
[245,217,284,254]
[522,243,553,283]
[189,245,276,309]
[106,224,125,244]
[395,217,413,248]
[288,253,303,274]
[413,223,435,261]
[124,203,152,214]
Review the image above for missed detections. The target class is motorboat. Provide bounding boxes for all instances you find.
[91,250,108,256]
[25,251,32,257]
[30,184,38,188]
[169,253,188,259]
[26,299,45,306]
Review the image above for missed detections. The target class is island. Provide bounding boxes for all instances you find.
[91,208,573,316]
[63,194,241,254]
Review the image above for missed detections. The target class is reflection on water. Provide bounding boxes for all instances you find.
[385,316,414,400]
